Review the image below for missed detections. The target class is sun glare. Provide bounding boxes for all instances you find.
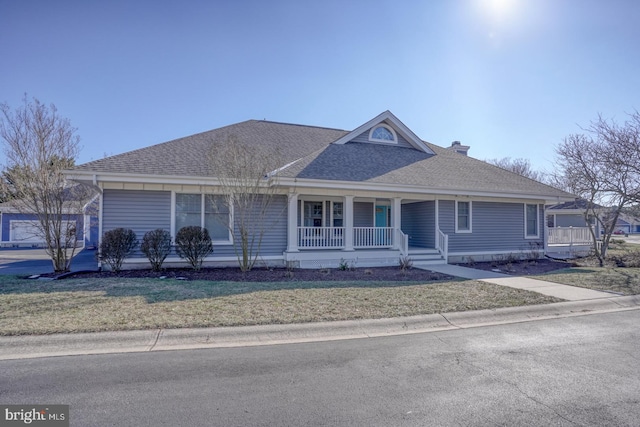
[481,0,516,22]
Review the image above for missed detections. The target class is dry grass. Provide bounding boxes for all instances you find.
[536,241,640,295]
[0,276,560,336]
[536,267,640,296]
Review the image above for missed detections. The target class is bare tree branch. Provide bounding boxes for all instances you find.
[555,112,640,266]
[0,95,94,272]
[485,157,547,182]
[208,134,288,272]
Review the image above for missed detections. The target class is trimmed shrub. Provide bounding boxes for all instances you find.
[141,229,172,272]
[100,228,138,272]
[175,226,213,270]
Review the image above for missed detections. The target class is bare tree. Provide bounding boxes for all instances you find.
[555,112,640,266]
[209,135,287,272]
[485,157,546,182]
[0,96,93,272]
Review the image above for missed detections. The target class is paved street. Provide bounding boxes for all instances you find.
[2,310,639,426]
[0,248,97,275]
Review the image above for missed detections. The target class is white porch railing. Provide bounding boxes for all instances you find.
[396,229,409,256]
[297,227,397,249]
[354,227,393,248]
[298,227,344,249]
[436,227,448,260]
[547,227,593,245]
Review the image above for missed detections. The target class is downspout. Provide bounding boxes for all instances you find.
[96,175,103,270]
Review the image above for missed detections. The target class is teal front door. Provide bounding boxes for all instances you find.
[375,205,390,246]
[375,205,389,227]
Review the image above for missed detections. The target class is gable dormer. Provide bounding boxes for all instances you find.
[331,111,435,155]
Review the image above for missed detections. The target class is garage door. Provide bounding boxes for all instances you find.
[10,220,77,244]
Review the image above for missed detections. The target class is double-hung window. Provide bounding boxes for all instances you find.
[175,193,232,243]
[525,204,539,238]
[455,201,472,233]
[303,201,324,227]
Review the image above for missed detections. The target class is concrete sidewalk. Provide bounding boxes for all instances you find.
[421,263,615,301]
[1,295,639,361]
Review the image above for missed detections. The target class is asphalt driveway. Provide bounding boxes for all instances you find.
[0,248,98,275]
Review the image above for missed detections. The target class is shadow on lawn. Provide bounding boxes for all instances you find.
[0,271,460,303]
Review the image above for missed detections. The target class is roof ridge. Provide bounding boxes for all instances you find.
[251,119,348,132]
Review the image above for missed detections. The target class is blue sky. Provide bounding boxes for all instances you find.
[1,0,639,173]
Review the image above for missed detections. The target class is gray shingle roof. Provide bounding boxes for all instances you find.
[73,120,348,176]
[279,140,571,198]
[73,118,572,199]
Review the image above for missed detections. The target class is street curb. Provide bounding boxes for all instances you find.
[1,296,639,361]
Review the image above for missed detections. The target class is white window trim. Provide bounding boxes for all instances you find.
[524,203,540,239]
[455,200,472,233]
[172,192,234,245]
[368,123,398,144]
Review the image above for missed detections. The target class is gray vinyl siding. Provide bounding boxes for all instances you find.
[103,190,286,260]
[187,194,288,258]
[401,201,435,247]
[239,194,287,256]
[350,129,413,149]
[439,200,544,253]
[103,189,171,238]
[354,202,373,227]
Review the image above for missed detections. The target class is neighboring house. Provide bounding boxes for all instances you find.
[0,192,99,249]
[546,199,602,235]
[66,111,574,269]
[614,214,640,235]
[545,199,601,257]
[547,200,640,236]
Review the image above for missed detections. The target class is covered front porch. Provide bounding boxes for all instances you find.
[283,193,447,268]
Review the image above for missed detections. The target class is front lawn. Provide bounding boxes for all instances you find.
[535,267,640,295]
[0,275,561,336]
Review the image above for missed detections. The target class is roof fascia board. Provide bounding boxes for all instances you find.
[278,177,573,203]
[66,171,224,186]
[66,171,573,203]
[332,111,435,154]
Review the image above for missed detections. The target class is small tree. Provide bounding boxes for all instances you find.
[0,95,94,272]
[209,135,286,272]
[141,229,172,271]
[556,112,640,266]
[175,226,213,270]
[100,228,138,272]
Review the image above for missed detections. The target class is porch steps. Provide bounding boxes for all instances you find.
[407,248,446,265]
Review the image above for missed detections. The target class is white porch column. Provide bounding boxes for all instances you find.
[287,193,299,252]
[392,197,402,249]
[343,195,354,251]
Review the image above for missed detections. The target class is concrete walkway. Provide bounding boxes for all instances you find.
[421,263,615,301]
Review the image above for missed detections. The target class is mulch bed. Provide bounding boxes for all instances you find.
[456,258,575,276]
[49,258,573,282]
[58,266,454,282]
